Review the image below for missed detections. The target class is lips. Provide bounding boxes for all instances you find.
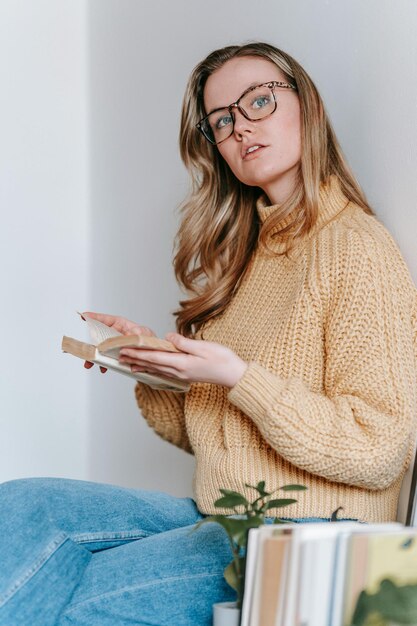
[242,143,266,160]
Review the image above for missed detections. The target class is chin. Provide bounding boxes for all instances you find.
[241,165,299,192]
[237,165,283,186]
[239,174,280,189]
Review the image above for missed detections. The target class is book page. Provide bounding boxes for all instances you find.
[258,536,289,626]
[367,532,417,591]
[95,353,188,391]
[80,314,122,344]
[63,315,190,392]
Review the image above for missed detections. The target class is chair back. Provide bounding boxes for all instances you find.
[397,448,417,525]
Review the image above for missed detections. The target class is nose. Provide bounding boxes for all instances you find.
[231,106,256,138]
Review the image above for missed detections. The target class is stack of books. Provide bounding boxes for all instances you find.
[240,521,417,626]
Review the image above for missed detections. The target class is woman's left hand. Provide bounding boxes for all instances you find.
[119,333,248,389]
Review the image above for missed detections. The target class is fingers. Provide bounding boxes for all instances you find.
[119,354,163,368]
[81,311,131,334]
[124,325,157,338]
[82,312,118,326]
[119,348,184,371]
[165,333,207,356]
[118,354,162,374]
[82,311,156,338]
[84,361,107,373]
[130,363,184,379]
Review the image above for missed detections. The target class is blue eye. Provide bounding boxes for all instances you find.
[215,114,233,129]
[251,95,271,109]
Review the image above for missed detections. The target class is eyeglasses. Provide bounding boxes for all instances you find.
[196,80,297,146]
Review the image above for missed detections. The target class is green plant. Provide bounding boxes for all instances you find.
[194,481,307,609]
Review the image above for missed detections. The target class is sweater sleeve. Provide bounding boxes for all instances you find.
[135,383,193,454]
[227,224,417,490]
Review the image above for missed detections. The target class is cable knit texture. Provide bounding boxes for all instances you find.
[135,175,417,522]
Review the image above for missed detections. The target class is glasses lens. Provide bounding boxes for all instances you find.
[202,108,233,145]
[199,85,276,145]
[240,85,275,120]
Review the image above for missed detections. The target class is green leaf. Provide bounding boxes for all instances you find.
[244,482,268,496]
[265,498,297,510]
[256,480,270,497]
[228,516,265,548]
[214,494,248,509]
[280,484,307,492]
[330,506,344,521]
[223,560,239,592]
[193,515,262,549]
[219,488,248,501]
[192,515,238,539]
[224,556,247,608]
[215,490,249,507]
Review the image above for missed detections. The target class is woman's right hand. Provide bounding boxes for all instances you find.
[81,311,157,373]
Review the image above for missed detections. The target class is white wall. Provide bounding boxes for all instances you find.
[2,0,416,498]
[85,0,195,493]
[0,0,90,481]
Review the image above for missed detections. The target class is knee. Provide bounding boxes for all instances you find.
[1,476,50,495]
[187,522,232,569]
[0,477,56,514]
[0,478,74,542]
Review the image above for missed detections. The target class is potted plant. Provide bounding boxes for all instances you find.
[194,481,307,626]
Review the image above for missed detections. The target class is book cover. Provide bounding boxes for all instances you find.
[343,530,417,626]
[62,314,190,392]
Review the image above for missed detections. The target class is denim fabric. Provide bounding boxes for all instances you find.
[0,478,346,625]
[274,516,360,523]
[0,478,235,626]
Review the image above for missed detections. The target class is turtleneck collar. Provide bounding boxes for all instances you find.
[255,174,351,237]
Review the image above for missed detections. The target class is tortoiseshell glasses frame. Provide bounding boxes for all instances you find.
[196,80,297,146]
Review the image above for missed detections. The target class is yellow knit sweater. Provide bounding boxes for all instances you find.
[135,175,417,522]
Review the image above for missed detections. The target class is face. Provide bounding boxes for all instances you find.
[203,56,301,205]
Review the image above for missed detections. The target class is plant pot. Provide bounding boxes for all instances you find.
[212,601,241,626]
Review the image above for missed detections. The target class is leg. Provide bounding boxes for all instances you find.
[59,522,235,626]
[0,477,203,626]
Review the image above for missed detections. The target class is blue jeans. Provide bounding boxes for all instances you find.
[0,477,236,626]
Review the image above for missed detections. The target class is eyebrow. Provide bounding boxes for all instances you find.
[207,81,263,115]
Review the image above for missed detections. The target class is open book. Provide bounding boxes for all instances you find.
[62,314,190,392]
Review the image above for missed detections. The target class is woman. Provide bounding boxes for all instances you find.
[1,42,417,625]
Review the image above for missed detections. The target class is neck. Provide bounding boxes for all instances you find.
[256,175,351,237]
[260,166,299,205]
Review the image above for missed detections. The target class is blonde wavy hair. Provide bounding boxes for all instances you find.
[173,42,374,338]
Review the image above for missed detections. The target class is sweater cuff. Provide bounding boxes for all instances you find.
[227,361,287,423]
